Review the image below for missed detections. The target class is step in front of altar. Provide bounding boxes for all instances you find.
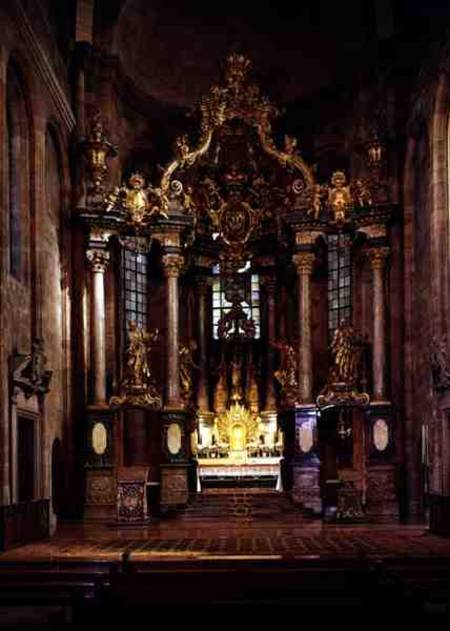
[197,458,281,489]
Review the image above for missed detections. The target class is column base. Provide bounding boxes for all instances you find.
[292,465,322,515]
[429,494,450,536]
[160,464,189,511]
[366,464,399,518]
[161,409,190,462]
[84,468,116,520]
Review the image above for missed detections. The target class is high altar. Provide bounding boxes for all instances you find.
[77,53,397,520]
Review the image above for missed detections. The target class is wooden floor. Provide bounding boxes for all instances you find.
[1,492,450,616]
[1,490,449,563]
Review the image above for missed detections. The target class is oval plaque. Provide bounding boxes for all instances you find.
[373,418,389,451]
[92,422,107,455]
[167,422,182,455]
[298,421,313,453]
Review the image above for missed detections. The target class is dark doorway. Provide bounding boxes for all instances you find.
[18,415,35,502]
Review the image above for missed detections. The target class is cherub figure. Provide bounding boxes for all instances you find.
[175,134,191,162]
[328,170,352,224]
[311,183,324,219]
[353,179,373,208]
[284,134,298,155]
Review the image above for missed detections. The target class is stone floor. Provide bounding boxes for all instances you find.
[1,490,449,563]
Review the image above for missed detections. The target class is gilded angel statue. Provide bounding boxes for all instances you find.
[330,319,365,385]
[179,341,199,402]
[272,340,299,405]
[124,321,159,388]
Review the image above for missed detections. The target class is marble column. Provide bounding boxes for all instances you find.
[367,247,390,401]
[264,276,277,411]
[162,253,184,408]
[86,249,109,406]
[293,252,315,404]
[197,278,210,412]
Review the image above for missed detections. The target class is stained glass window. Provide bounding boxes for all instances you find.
[327,233,352,334]
[212,262,260,339]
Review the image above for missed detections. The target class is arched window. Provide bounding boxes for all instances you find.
[6,62,30,280]
[212,261,261,339]
[327,233,352,334]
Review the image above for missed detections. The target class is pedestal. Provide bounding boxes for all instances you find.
[365,403,399,517]
[160,409,190,510]
[279,405,322,515]
[160,464,189,509]
[85,468,116,520]
[293,406,321,514]
[84,408,116,519]
[429,494,450,536]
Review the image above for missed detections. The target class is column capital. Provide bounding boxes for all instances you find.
[86,248,110,273]
[162,253,184,278]
[196,276,210,295]
[293,252,315,275]
[262,274,277,296]
[367,246,390,271]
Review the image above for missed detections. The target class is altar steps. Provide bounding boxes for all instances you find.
[181,490,305,522]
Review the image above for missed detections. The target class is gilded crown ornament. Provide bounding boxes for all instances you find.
[104,172,168,228]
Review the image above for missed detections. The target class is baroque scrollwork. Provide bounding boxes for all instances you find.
[12,338,52,399]
[105,172,168,227]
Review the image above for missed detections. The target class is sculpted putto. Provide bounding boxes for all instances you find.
[328,170,352,224]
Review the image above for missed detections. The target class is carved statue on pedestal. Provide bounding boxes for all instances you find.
[179,340,199,403]
[246,356,259,414]
[329,319,365,385]
[317,319,369,408]
[230,354,244,403]
[110,321,161,408]
[214,356,228,414]
[272,340,299,406]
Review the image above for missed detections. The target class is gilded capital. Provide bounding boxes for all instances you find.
[367,247,390,271]
[162,253,184,277]
[295,231,323,246]
[293,252,315,275]
[87,249,110,273]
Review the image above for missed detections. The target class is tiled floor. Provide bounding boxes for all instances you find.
[1,491,449,563]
